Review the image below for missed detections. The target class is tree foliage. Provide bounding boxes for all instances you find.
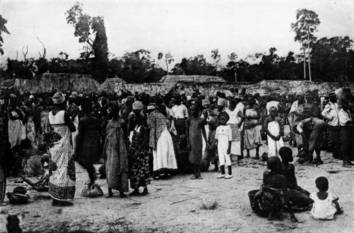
[291,9,320,81]
[66,2,108,82]
[0,15,10,55]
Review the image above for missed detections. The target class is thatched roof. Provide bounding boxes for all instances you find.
[160,75,226,84]
[99,77,127,93]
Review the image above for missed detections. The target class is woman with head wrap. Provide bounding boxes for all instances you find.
[147,102,177,179]
[127,101,144,141]
[47,92,76,206]
[128,106,151,196]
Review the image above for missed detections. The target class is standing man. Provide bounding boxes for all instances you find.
[321,93,341,159]
[338,100,353,167]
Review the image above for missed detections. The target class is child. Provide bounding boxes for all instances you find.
[187,105,205,179]
[263,106,284,158]
[279,147,313,211]
[310,176,343,220]
[215,112,232,179]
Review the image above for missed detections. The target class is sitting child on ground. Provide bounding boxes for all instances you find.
[279,146,313,211]
[310,176,343,220]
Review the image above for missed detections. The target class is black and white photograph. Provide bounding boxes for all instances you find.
[0,0,354,232]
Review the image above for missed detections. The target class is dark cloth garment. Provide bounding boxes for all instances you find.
[327,125,341,159]
[281,164,298,189]
[0,164,5,202]
[249,170,290,217]
[77,160,96,185]
[263,171,287,190]
[174,119,187,136]
[285,187,313,212]
[129,125,151,189]
[340,126,353,163]
[300,117,326,160]
[192,164,201,178]
[188,118,204,165]
[248,187,283,218]
[103,120,129,192]
[281,164,312,211]
[201,128,217,171]
[75,115,102,164]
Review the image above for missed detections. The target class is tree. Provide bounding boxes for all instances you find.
[120,49,153,83]
[66,2,108,82]
[311,36,353,81]
[172,55,214,76]
[291,9,320,81]
[0,15,10,55]
[227,52,238,82]
[211,49,221,74]
[157,52,174,74]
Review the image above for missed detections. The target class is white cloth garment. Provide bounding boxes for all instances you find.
[215,125,232,166]
[266,101,280,115]
[153,127,178,171]
[171,104,189,119]
[201,124,210,160]
[267,120,284,157]
[321,102,339,126]
[48,110,75,201]
[338,109,352,126]
[310,192,337,220]
[71,115,79,154]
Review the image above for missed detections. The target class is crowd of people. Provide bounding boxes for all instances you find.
[0,86,353,221]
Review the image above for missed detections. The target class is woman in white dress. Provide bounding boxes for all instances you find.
[48,92,76,206]
[147,103,177,179]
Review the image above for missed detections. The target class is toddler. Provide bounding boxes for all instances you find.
[310,176,343,220]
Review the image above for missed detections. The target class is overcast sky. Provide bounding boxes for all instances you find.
[1,0,354,65]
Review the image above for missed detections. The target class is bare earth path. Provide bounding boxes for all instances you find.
[1,146,354,233]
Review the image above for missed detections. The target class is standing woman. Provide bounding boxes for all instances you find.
[128,106,150,196]
[243,98,262,159]
[147,103,177,179]
[48,92,76,206]
[103,103,129,198]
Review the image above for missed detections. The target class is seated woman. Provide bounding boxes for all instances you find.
[248,157,298,222]
[279,147,313,211]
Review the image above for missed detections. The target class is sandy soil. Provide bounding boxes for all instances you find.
[1,145,354,233]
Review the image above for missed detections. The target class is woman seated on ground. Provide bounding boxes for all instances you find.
[248,157,298,222]
[279,146,313,211]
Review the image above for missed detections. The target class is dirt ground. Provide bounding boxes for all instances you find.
[1,144,354,233]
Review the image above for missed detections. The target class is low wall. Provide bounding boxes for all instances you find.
[1,73,100,94]
[1,73,354,96]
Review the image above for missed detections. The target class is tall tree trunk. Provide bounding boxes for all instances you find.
[308,53,312,82]
[307,31,312,82]
[303,47,307,80]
